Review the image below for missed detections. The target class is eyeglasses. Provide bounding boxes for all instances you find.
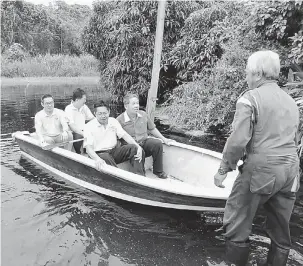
[44,101,54,105]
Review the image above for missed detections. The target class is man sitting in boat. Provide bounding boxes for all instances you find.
[116,93,174,179]
[65,88,94,154]
[35,94,73,148]
[83,101,145,176]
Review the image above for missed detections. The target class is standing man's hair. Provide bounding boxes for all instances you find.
[246,50,280,79]
[41,94,53,103]
[123,93,139,105]
[72,88,86,101]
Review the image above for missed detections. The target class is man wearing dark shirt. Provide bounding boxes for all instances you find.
[116,93,174,179]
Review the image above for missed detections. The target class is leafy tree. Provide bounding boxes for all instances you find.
[1,0,92,56]
[83,0,201,102]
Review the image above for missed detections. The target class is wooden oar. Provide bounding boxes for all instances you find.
[42,138,85,150]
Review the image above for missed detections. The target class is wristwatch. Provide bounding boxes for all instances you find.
[218,167,228,175]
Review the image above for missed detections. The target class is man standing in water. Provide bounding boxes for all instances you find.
[35,94,73,148]
[65,88,94,154]
[214,51,300,266]
[84,101,145,176]
[116,93,174,179]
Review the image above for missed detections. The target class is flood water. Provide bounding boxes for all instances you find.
[1,79,303,266]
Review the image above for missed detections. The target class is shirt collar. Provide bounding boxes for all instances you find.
[43,109,56,117]
[70,102,84,111]
[124,111,142,122]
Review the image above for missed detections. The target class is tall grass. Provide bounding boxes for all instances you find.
[1,54,99,78]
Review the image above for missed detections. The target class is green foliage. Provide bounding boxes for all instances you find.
[83,0,201,101]
[289,32,303,63]
[2,43,29,61]
[162,39,249,132]
[250,0,303,63]
[1,54,99,77]
[1,0,92,56]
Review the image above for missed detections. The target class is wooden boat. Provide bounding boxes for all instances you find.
[13,131,239,212]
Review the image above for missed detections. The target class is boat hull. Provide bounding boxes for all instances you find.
[15,134,230,211]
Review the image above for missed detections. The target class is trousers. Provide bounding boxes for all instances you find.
[96,144,145,176]
[140,138,163,174]
[223,154,299,250]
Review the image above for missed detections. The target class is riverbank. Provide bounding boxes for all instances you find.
[1,76,100,86]
[1,54,99,78]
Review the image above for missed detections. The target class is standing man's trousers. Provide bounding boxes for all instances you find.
[223,154,299,250]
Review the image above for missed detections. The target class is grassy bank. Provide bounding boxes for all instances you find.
[1,54,99,78]
[1,76,100,86]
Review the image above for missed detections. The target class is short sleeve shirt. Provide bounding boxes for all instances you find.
[83,117,126,151]
[116,111,156,142]
[35,108,69,137]
[65,103,94,131]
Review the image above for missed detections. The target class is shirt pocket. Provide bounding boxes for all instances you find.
[250,166,276,195]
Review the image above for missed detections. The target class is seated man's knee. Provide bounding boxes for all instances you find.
[153,139,163,151]
[97,153,115,164]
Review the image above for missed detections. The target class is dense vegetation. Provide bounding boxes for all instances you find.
[83,0,303,133]
[1,0,91,55]
[1,0,98,77]
[1,53,98,77]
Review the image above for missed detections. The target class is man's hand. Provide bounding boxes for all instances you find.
[61,131,69,142]
[40,139,47,147]
[163,138,176,146]
[95,158,106,171]
[134,146,143,162]
[214,172,227,188]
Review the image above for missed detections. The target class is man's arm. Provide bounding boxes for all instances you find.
[68,123,84,136]
[84,105,95,122]
[122,132,140,148]
[214,95,254,188]
[65,108,85,135]
[220,96,254,172]
[34,113,45,145]
[59,111,70,133]
[83,126,106,170]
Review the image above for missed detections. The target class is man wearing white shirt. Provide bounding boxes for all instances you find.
[84,101,145,176]
[65,88,94,154]
[35,94,73,148]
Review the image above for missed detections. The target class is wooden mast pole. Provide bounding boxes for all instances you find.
[146,0,166,122]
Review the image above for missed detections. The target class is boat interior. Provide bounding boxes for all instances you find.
[23,133,238,198]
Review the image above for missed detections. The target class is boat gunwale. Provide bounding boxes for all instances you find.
[14,132,232,200]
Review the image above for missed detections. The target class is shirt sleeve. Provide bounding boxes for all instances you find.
[146,114,156,130]
[83,124,94,148]
[112,118,127,139]
[34,112,43,136]
[59,110,69,132]
[84,105,94,121]
[222,94,254,170]
[64,106,74,124]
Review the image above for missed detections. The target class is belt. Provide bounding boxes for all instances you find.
[95,148,114,154]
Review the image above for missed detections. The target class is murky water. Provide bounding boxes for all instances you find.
[1,79,303,265]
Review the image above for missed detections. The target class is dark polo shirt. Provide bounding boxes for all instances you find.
[116,111,156,142]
